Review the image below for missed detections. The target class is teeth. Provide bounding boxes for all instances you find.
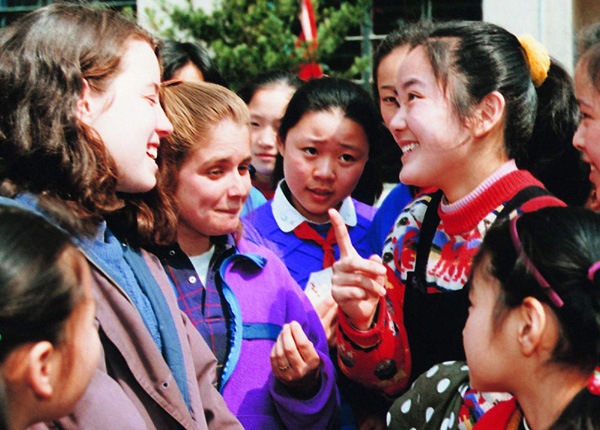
[402,143,419,153]
[147,148,158,160]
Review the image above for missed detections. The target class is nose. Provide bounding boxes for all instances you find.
[313,156,335,182]
[256,126,277,149]
[573,122,585,151]
[389,103,407,137]
[228,170,250,199]
[156,104,174,138]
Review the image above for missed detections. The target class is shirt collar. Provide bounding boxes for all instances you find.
[272,180,357,232]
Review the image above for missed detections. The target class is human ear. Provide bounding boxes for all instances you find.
[26,341,57,399]
[472,91,506,138]
[75,79,94,125]
[517,297,546,357]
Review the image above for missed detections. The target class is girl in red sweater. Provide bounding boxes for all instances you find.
[330,21,568,399]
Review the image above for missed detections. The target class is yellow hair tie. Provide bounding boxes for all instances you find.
[517,34,550,87]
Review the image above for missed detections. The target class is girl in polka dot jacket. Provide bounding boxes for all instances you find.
[389,207,600,429]
[330,20,569,398]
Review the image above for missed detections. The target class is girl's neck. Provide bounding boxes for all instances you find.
[253,170,272,184]
[441,136,508,203]
[515,367,588,430]
[176,223,212,257]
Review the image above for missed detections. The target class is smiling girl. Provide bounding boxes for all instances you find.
[574,23,600,209]
[330,21,567,397]
[0,4,240,429]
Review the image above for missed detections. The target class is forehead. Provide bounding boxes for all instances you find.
[116,40,161,87]
[575,61,600,104]
[249,85,295,110]
[378,46,410,82]
[397,46,433,80]
[204,118,250,153]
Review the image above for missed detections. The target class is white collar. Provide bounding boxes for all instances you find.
[272,181,357,232]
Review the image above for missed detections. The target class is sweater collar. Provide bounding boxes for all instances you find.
[440,167,543,235]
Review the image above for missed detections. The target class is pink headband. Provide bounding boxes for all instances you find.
[588,262,600,282]
[510,215,564,308]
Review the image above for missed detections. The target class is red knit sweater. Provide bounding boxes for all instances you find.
[336,169,564,396]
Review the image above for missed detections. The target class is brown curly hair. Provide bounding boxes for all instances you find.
[0,4,155,236]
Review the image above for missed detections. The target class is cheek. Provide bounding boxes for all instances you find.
[586,128,600,163]
[341,162,367,190]
[283,156,308,188]
[381,105,396,129]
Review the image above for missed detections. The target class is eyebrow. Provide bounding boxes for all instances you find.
[339,142,366,152]
[205,155,252,164]
[400,77,425,91]
[576,98,592,108]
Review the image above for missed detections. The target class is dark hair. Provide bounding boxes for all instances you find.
[372,22,433,100]
[0,205,84,363]
[237,70,303,105]
[578,23,600,94]
[278,77,379,151]
[160,39,226,87]
[473,206,600,373]
[0,3,154,236]
[517,61,591,206]
[275,77,382,204]
[416,21,570,162]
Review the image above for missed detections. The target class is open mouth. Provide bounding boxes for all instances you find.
[147,145,158,160]
[400,142,419,154]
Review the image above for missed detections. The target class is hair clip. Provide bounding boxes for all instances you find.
[588,367,600,396]
[510,216,564,307]
[588,262,600,282]
[517,34,550,88]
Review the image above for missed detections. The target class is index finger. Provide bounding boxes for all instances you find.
[328,208,358,258]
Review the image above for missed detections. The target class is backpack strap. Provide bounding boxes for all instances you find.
[409,190,444,293]
[494,185,551,222]
[408,186,551,293]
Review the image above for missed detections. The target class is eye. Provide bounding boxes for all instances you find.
[145,94,159,105]
[207,168,224,177]
[340,153,356,162]
[238,164,250,174]
[407,93,418,101]
[382,96,399,107]
[303,147,317,156]
[250,121,260,128]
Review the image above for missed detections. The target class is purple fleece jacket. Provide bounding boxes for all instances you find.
[190,237,340,429]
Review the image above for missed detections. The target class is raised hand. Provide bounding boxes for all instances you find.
[329,208,386,331]
[270,321,321,398]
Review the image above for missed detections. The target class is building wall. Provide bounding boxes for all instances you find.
[483,0,575,73]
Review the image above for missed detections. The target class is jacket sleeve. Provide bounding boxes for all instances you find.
[268,268,340,430]
[336,264,411,397]
[180,308,244,430]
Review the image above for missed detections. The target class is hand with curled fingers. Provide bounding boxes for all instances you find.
[329,208,387,331]
[270,321,322,399]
